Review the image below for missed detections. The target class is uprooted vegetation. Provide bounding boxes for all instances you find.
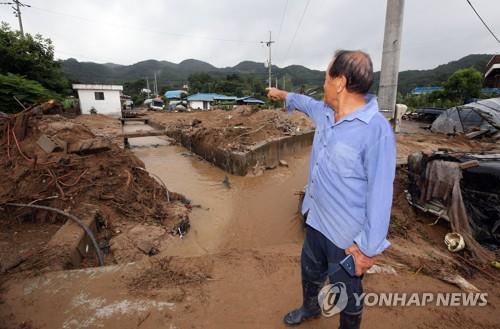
[0,105,191,273]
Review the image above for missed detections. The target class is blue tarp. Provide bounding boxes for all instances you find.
[165,90,187,99]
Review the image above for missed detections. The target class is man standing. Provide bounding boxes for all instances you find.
[267,50,396,329]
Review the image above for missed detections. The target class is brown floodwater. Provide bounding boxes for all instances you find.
[126,123,311,256]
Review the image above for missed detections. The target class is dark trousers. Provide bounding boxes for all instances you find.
[301,224,363,315]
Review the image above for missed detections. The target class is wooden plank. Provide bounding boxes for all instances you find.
[120,117,149,123]
[120,130,168,138]
[466,130,489,139]
[459,160,480,169]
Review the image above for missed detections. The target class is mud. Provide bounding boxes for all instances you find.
[0,113,190,273]
[131,142,309,256]
[146,107,315,175]
[1,112,499,329]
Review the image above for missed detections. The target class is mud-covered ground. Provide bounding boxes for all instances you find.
[146,106,315,152]
[0,112,190,274]
[1,108,499,329]
[76,109,491,163]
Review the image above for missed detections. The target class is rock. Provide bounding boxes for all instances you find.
[136,240,158,256]
[279,160,289,167]
[191,119,202,127]
[366,264,397,275]
[110,224,166,262]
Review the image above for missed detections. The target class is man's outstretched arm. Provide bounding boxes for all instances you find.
[266,88,325,124]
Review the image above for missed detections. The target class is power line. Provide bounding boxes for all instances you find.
[276,0,289,42]
[28,5,261,44]
[465,0,500,44]
[0,0,30,35]
[283,0,311,60]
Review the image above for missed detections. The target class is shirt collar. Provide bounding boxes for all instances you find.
[329,94,379,126]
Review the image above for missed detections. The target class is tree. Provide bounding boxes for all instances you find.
[443,68,482,103]
[0,22,69,93]
[0,22,70,111]
[0,73,56,112]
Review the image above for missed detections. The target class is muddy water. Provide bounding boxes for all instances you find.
[126,123,310,257]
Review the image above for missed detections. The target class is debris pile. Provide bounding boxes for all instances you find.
[0,104,190,272]
[148,107,314,153]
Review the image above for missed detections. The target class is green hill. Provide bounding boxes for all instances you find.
[372,54,493,94]
[61,54,493,94]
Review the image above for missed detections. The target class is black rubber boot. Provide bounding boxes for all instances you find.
[339,312,362,329]
[283,306,321,326]
[283,280,322,326]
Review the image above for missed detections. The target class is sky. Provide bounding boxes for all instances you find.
[1,0,499,71]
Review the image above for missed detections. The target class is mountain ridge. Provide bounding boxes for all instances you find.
[61,54,493,94]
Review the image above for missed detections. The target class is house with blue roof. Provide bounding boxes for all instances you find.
[410,86,444,95]
[187,93,237,110]
[164,90,188,100]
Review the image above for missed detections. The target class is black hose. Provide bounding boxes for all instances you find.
[5,203,105,266]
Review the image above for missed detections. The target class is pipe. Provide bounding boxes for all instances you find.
[5,203,105,266]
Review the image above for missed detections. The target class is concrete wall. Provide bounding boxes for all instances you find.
[150,119,314,176]
[77,89,122,115]
[189,100,210,110]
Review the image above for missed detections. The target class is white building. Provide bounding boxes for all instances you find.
[187,93,236,110]
[72,84,123,115]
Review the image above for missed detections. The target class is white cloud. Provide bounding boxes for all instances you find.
[1,0,498,70]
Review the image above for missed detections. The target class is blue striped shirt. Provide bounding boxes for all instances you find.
[286,93,396,257]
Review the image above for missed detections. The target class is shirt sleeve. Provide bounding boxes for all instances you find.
[285,92,325,124]
[353,133,396,257]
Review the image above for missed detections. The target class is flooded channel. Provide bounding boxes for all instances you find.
[125,123,311,257]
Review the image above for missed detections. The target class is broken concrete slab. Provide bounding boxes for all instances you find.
[68,137,111,155]
[46,207,99,270]
[37,134,66,153]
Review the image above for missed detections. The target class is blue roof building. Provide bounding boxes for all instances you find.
[164,90,187,99]
[187,93,236,102]
[185,93,264,110]
[481,88,500,95]
[187,93,236,110]
[410,86,444,95]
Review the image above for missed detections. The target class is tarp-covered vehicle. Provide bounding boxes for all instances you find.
[431,98,500,138]
[407,151,500,251]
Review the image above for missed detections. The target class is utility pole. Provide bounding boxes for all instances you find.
[1,0,30,36]
[378,0,405,122]
[146,77,151,98]
[261,31,275,88]
[154,72,158,96]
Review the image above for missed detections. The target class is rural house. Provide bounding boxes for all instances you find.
[72,84,123,115]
